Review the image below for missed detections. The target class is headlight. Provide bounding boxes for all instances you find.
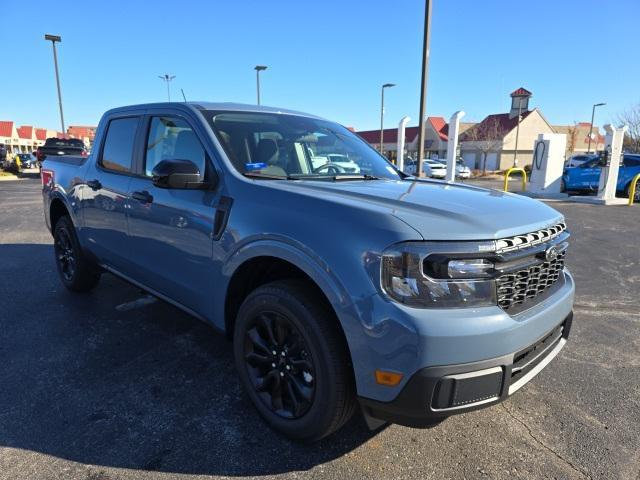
[381,242,497,308]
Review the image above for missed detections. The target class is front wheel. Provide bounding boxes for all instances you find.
[626,182,640,203]
[53,216,101,292]
[234,280,355,441]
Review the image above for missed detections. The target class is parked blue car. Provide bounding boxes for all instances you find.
[562,154,640,200]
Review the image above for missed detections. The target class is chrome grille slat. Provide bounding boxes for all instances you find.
[496,222,567,254]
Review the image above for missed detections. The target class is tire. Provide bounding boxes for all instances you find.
[626,183,640,203]
[234,280,356,442]
[53,215,101,292]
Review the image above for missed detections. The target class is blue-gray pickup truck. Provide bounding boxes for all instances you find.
[42,102,574,441]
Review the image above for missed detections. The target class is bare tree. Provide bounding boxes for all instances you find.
[462,117,507,174]
[617,103,640,153]
[565,123,579,157]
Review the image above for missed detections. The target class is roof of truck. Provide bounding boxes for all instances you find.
[105,102,325,120]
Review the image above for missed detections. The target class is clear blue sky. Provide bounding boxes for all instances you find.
[2,0,638,132]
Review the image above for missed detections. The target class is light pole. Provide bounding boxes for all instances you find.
[587,102,605,153]
[44,34,65,134]
[380,83,396,156]
[255,65,268,105]
[158,74,176,101]
[416,0,432,177]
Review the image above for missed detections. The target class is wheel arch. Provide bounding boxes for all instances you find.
[49,195,73,231]
[221,242,361,376]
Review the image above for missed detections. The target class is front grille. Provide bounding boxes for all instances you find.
[496,223,566,254]
[496,249,566,310]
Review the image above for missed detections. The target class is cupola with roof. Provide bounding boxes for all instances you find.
[509,87,532,119]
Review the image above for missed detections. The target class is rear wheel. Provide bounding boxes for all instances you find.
[234,280,355,441]
[53,216,101,292]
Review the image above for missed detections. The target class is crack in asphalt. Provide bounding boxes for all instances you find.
[501,404,592,479]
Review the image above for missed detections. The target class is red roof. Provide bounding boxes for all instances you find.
[67,126,96,140]
[356,126,416,144]
[35,128,47,141]
[510,87,532,97]
[0,121,14,138]
[428,117,448,141]
[356,117,448,144]
[17,126,33,139]
[460,111,533,142]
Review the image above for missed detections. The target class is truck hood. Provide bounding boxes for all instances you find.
[270,179,564,240]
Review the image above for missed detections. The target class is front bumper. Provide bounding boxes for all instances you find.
[359,312,572,427]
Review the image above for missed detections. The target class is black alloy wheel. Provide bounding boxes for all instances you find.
[243,310,315,419]
[52,216,101,292]
[234,280,356,441]
[54,226,76,282]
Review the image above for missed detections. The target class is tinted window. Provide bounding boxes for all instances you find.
[45,138,85,148]
[145,117,205,179]
[623,155,640,167]
[580,158,601,168]
[100,117,139,173]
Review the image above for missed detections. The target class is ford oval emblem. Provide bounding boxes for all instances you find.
[545,246,559,261]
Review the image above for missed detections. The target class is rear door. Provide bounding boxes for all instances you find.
[80,115,143,272]
[125,111,222,316]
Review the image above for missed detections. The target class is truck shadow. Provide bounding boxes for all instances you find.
[0,243,383,476]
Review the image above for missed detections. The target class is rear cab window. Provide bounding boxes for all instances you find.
[99,117,140,174]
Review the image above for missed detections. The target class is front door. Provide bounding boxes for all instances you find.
[576,158,601,189]
[80,116,141,272]
[126,114,220,316]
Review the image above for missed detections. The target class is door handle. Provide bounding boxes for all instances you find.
[131,190,153,204]
[86,179,102,190]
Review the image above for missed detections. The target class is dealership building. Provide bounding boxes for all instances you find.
[356,88,604,170]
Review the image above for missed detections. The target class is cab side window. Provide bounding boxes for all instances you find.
[145,117,205,179]
[100,117,139,173]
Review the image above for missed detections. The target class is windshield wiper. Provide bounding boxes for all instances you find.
[330,174,380,181]
[242,172,294,180]
[289,173,382,181]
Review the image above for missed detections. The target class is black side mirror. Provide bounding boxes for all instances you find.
[151,159,209,189]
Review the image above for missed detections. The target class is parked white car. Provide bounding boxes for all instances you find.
[404,158,449,178]
[455,159,471,178]
[425,159,447,178]
[310,153,361,174]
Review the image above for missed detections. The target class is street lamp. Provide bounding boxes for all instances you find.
[416,0,432,177]
[587,102,606,154]
[380,83,396,156]
[255,65,268,105]
[158,74,176,101]
[44,34,65,133]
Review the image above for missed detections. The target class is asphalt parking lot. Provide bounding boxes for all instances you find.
[0,177,638,480]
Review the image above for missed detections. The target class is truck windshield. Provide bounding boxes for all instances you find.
[204,110,401,180]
